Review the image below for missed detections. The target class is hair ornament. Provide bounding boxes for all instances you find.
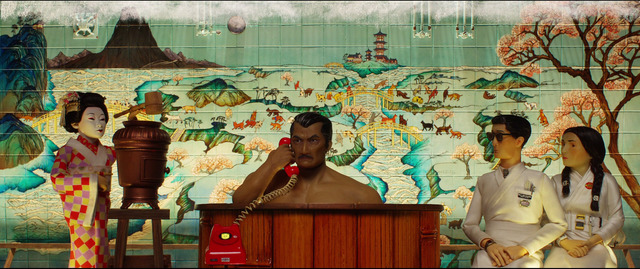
[59,91,80,127]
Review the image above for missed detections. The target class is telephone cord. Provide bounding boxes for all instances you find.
[234,174,298,225]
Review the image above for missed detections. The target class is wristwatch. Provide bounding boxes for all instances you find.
[483,239,496,251]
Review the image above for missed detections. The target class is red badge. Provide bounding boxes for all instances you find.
[585,182,593,190]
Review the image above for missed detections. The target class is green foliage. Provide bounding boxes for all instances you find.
[175,182,195,224]
[327,136,366,166]
[425,165,455,203]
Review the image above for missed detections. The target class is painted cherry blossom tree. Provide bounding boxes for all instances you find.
[440,234,451,245]
[173,74,184,85]
[497,1,640,218]
[209,179,241,203]
[167,148,189,168]
[434,108,454,127]
[244,137,276,162]
[523,116,580,171]
[451,143,483,179]
[192,155,233,175]
[281,72,293,86]
[453,186,473,212]
[341,105,371,129]
[524,89,601,171]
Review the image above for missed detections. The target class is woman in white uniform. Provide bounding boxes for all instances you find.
[544,126,624,268]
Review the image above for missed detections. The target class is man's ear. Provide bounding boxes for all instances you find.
[516,136,525,148]
[326,141,333,153]
[71,122,79,129]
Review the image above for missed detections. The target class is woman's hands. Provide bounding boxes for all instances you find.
[559,235,603,258]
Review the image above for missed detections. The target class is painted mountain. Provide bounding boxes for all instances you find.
[465,70,539,90]
[0,23,51,169]
[0,114,45,169]
[48,7,222,69]
[186,78,251,107]
[343,61,399,78]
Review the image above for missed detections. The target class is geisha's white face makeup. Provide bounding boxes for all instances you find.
[72,107,106,142]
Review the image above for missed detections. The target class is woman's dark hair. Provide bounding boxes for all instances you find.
[491,114,532,146]
[290,112,332,148]
[62,92,109,133]
[560,126,606,211]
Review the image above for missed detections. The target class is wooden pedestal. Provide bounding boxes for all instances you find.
[109,209,170,268]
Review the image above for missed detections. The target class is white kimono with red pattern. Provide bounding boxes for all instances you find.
[462,162,567,268]
[544,170,624,268]
[51,136,116,268]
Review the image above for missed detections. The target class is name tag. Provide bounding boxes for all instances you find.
[518,193,532,200]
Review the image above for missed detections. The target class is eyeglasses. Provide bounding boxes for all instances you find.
[486,132,514,142]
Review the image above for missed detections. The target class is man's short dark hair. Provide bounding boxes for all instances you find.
[491,114,531,146]
[290,112,332,147]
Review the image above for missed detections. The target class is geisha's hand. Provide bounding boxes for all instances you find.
[98,173,111,192]
[97,166,112,192]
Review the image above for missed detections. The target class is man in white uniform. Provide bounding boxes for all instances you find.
[462,115,567,267]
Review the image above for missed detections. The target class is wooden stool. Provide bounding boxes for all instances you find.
[109,209,170,268]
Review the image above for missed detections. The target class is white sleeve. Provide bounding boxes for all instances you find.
[595,173,624,242]
[519,175,567,254]
[462,184,491,246]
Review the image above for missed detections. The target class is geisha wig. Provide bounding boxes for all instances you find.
[560,126,606,211]
[59,92,109,133]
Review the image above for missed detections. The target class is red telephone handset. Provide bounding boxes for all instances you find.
[279,137,299,177]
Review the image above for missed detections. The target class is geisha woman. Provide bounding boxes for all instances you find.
[50,92,116,268]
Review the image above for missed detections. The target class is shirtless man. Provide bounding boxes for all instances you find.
[232,112,382,205]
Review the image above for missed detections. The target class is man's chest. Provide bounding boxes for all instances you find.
[270,185,357,204]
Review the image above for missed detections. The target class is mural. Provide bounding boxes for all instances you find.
[1,1,639,267]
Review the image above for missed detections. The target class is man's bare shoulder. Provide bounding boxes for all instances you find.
[326,169,382,203]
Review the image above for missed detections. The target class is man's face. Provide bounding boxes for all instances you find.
[291,122,330,169]
[490,123,521,161]
[72,107,106,140]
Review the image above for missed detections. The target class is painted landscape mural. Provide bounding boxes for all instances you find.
[1,1,639,267]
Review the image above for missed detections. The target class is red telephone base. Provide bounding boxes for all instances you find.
[204,224,247,265]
